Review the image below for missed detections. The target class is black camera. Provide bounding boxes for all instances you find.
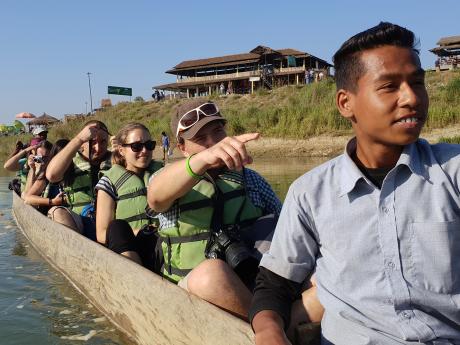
[205,226,259,282]
[33,155,44,164]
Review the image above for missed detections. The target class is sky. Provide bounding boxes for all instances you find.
[0,0,459,124]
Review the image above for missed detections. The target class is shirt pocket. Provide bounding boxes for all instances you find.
[410,219,460,294]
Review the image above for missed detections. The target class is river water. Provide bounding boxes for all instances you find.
[0,156,330,344]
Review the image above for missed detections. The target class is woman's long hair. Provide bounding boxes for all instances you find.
[35,140,54,180]
[112,123,151,167]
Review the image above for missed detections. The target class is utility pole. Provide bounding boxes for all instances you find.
[85,102,88,114]
[87,72,93,114]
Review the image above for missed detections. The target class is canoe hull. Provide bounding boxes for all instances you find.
[12,192,254,345]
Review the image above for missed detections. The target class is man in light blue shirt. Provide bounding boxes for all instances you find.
[250,22,460,345]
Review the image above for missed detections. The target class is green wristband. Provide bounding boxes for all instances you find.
[186,154,204,180]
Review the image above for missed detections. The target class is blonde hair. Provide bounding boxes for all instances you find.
[112,123,151,167]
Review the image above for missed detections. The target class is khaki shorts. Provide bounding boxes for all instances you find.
[177,272,190,291]
[48,206,85,233]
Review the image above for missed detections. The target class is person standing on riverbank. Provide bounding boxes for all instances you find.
[250,22,460,344]
[161,131,170,162]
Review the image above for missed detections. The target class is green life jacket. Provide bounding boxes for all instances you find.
[18,159,28,193]
[103,161,163,230]
[64,152,112,214]
[159,169,263,283]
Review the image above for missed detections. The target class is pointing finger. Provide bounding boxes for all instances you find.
[234,133,260,143]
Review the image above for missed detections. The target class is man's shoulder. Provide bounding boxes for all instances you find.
[418,139,460,167]
[291,155,344,190]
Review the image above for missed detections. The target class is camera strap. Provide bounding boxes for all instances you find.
[209,177,224,235]
[208,169,247,235]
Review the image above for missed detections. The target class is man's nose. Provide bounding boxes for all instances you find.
[399,82,420,108]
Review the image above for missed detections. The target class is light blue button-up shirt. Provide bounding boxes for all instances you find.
[261,138,460,344]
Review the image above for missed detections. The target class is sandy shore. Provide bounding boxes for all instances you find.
[246,124,460,158]
[155,124,460,161]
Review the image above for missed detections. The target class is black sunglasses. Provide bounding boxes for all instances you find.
[122,140,156,152]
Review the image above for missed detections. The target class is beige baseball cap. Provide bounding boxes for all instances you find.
[171,99,226,140]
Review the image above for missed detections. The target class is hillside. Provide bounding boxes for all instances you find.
[1,69,460,164]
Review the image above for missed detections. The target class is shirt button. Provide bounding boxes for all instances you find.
[386,261,395,270]
[381,206,389,214]
[384,298,393,305]
[402,311,411,319]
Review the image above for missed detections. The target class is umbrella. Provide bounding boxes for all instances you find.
[15,112,36,119]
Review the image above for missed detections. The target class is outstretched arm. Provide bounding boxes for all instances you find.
[3,144,38,171]
[148,133,259,212]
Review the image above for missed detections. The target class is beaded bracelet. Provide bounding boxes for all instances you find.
[186,154,204,180]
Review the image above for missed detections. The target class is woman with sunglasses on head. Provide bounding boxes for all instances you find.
[147,100,289,320]
[95,122,163,269]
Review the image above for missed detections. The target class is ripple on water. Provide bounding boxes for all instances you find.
[0,177,133,344]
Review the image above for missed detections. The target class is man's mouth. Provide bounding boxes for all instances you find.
[396,117,419,124]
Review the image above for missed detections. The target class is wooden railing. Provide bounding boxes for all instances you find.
[176,66,307,84]
[177,70,260,84]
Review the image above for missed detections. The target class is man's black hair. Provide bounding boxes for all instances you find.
[333,22,419,92]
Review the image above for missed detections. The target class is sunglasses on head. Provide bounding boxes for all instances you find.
[122,140,156,152]
[176,102,220,138]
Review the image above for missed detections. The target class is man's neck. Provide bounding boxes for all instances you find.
[354,141,404,169]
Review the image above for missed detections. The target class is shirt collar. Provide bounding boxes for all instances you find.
[396,138,430,181]
[339,138,429,197]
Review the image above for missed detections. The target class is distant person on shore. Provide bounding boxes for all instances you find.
[95,123,163,269]
[250,22,460,345]
[147,100,321,321]
[160,131,170,162]
[46,120,112,240]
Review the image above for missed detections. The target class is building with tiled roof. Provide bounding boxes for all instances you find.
[154,45,332,97]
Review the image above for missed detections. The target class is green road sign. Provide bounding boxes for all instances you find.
[108,86,132,96]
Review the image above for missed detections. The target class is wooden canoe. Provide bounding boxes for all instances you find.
[12,192,255,345]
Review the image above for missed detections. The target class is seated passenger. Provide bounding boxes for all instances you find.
[147,100,284,319]
[46,121,111,240]
[23,139,69,214]
[4,141,41,194]
[95,123,163,269]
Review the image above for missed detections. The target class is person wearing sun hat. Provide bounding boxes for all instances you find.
[147,99,282,319]
[30,126,48,146]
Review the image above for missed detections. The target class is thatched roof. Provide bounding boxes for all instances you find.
[27,113,60,126]
[167,46,331,74]
[430,35,460,56]
[437,36,460,47]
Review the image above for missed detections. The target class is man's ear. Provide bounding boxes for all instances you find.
[336,89,355,121]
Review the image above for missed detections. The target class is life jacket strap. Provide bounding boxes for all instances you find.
[118,187,147,200]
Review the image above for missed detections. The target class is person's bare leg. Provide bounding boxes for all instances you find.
[186,259,252,320]
[120,250,142,265]
[48,207,83,234]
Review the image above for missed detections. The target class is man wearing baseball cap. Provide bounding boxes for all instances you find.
[148,99,282,319]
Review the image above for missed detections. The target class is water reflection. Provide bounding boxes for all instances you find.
[250,157,331,200]
[0,177,132,345]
